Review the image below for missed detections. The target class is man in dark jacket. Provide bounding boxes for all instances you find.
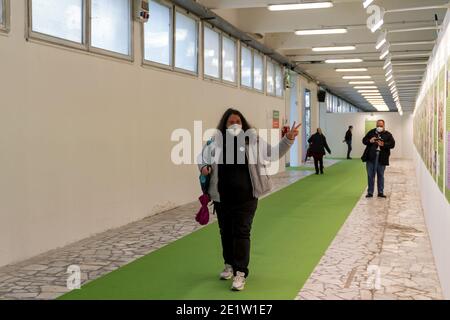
[343,125,353,159]
[362,120,395,198]
[308,128,332,175]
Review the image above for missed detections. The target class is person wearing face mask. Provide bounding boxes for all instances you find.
[198,108,301,291]
[362,120,395,198]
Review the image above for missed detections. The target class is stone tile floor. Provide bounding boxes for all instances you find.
[0,161,327,300]
[296,159,443,300]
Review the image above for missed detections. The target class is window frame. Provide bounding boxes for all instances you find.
[220,32,238,86]
[141,0,174,71]
[252,51,265,93]
[240,42,253,90]
[173,8,199,76]
[27,0,88,50]
[202,22,221,81]
[274,63,285,98]
[266,58,276,97]
[0,0,10,33]
[88,0,134,61]
[26,0,134,61]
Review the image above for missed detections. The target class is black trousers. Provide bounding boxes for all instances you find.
[214,199,258,278]
[346,141,352,159]
[313,154,324,173]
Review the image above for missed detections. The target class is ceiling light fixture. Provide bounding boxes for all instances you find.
[296,28,347,35]
[325,58,363,63]
[383,58,392,70]
[363,0,374,9]
[336,68,368,72]
[380,46,390,60]
[343,75,371,79]
[354,86,378,89]
[313,46,356,52]
[349,81,375,84]
[268,2,334,11]
[376,31,387,50]
[362,93,383,97]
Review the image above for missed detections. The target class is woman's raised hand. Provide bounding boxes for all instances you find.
[286,122,302,140]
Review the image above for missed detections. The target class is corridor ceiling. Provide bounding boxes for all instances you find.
[198,0,449,112]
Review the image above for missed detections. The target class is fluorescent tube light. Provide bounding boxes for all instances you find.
[380,47,390,60]
[343,75,371,79]
[313,46,356,52]
[269,2,333,11]
[296,28,347,35]
[336,68,368,72]
[371,19,384,33]
[349,81,375,84]
[354,86,378,89]
[363,0,374,9]
[376,31,387,50]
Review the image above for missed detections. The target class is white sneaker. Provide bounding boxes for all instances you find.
[220,264,233,280]
[231,271,246,291]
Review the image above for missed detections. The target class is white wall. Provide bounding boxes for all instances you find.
[319,105,414,160]
[0,1,319,267]
[414,149,450,299]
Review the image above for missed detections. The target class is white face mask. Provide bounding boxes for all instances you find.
[227,124,242,136]
[376,126,384,133]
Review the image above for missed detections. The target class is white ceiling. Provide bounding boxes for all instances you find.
[198,0,449,112]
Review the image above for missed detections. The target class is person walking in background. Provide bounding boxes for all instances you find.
[362,120,395,198]
[343,125,353,159]
[308,128,331,175]
[199,108,300,291]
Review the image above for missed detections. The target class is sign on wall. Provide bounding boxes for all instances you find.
[273,110,280,129]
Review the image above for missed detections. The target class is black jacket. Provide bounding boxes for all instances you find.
[362,129,395,166]
[345,130,352,142]
[308,133,331,155]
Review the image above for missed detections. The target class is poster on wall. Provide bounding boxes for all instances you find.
[446,58,450,201]
[437,67,446,192]
[413,60,449,203]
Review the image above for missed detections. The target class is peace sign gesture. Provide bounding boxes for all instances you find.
[286,121,302,140]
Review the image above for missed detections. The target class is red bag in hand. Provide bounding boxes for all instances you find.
[195,194,210,225]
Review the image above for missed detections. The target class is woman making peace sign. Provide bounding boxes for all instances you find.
[199,108,301,291]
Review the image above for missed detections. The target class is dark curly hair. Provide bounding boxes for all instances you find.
[216,108,253,135]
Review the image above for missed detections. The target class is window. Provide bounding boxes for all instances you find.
[222,36,237,83]
[31,0,84,43]
[253,53,264,91]
[303,89,312,159]
[203,26,220,78]
[267,60,275,95]
[144,0,172,66]
[0,0,8,32]
[326,92,359,113]
[275,65,283,97]
[90,0,131,56]
[241,46,252,88]
[29,0,133,59]
[175,12,198,73]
